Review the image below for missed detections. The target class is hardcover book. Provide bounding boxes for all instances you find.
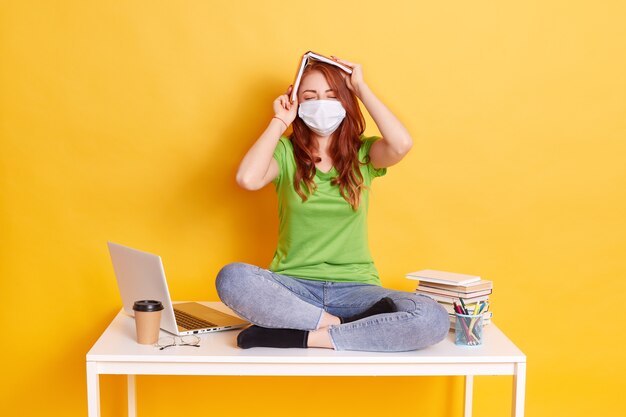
[290,51,353,103]
[406,269,481,286]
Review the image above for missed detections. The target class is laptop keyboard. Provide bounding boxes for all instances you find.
[173,308,217,330]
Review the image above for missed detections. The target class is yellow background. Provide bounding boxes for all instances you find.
[1,1,625,416]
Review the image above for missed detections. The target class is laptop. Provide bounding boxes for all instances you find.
[107,241,248,336]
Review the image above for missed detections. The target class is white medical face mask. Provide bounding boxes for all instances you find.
[298,100,346,137]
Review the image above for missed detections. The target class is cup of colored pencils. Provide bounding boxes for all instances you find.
[453,299,488,347]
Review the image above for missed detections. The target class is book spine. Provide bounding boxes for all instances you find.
[418,281,493,292]
[416,287,492,298]
[415,291,489,304]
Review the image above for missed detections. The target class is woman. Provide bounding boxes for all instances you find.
[216,56,449,351]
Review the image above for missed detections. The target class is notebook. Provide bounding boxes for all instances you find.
[290,51,353,103]
[107,242,248,336]
[405,269,482,286]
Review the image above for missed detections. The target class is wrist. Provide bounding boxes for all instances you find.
[355,83,372,101]
[271,116,288,132]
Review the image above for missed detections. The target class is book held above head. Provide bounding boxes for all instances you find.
[291,51,353,103]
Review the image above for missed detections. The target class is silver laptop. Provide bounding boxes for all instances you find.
[107,241,248,336]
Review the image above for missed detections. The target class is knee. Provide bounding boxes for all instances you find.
[428,299,451,344]
[215,262,257,303]
[402,295,450,349]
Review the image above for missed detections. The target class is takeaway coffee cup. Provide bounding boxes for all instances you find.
[132,300,164,344]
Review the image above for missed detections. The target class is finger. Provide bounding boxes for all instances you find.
[286,84,293,95]
[331,56,356,68]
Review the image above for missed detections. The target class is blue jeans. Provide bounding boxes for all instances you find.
[215,262,449,352]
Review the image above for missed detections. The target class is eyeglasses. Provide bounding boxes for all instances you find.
[154,335,201,350]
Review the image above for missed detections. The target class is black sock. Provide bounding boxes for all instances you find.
[237,325,309,349]
[339,297,397,324]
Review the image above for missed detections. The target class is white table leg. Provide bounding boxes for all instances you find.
[464,375,473,417]
[128,375,136,417]
[86,362,100,417]
[512,362,526,417]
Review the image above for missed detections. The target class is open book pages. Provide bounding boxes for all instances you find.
[290,51,353,103]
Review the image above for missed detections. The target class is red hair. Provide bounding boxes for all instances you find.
[290,62,367,210]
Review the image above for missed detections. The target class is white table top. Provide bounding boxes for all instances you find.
[87,302,525,364]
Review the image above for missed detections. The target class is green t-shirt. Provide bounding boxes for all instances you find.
[269,135,387,285]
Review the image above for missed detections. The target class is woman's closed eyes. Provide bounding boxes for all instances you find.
[302,89,337,101]
[304,96,337,101]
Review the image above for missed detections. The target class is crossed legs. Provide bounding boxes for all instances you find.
[215,262,449,352]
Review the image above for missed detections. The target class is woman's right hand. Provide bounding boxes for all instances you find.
[272,86,298,127]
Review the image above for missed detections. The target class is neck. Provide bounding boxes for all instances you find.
[313,134,332,153]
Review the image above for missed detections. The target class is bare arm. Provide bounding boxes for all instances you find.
[236,89,298,190]
[332,57,413,169]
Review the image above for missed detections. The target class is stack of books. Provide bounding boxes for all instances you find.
[406,269,493,329]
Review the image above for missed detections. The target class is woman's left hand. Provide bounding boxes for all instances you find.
[331,56,368,99]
